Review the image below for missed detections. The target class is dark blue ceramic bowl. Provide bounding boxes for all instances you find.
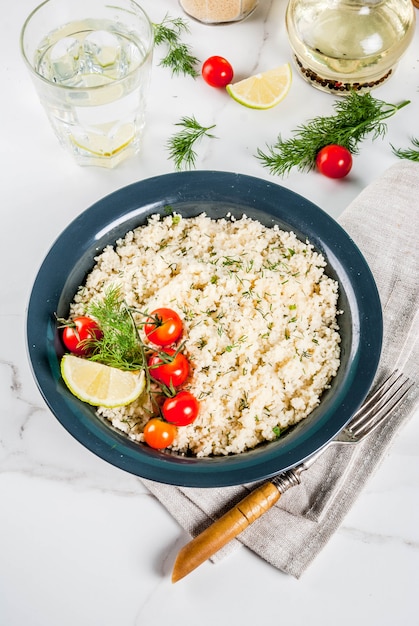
[26,171,382,487]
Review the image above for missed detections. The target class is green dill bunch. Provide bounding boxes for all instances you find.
[257,91,410,176]
[87,286,146,371]
[392,137,419,162]
[153,14,199,77]
[167,116,217,171]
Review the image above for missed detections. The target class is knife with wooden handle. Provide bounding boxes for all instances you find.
[171,466,310,583]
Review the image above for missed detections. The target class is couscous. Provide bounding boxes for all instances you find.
[70,212,341,456]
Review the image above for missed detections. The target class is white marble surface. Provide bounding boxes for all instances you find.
[1,1,419,624]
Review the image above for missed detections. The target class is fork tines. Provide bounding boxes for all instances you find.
[347,370,413,438]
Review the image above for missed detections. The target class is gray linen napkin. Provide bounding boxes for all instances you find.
[143,161,419,578]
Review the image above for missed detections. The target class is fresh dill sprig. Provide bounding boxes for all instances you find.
[87,286,146,372]
[153,14,200,78]
[167,115,217,171]
[84,287,191,397]
[257,92,410,176]
[391,137,419,162]
[153,15,186,46]
[160,44,200,78]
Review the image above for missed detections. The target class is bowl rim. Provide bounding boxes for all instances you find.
[26,170,383,487]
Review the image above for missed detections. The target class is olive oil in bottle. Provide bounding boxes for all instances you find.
[285,0,415,93]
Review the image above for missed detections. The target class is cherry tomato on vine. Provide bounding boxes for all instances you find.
[143,418,177,449]
[144,307,183,347]
[316,144,353,179]
[147,349,189,387]
[62,316,102,356]
[202,56,234,88]
[162,391,200,426]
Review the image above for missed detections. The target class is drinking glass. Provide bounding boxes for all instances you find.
[20,0,154,168]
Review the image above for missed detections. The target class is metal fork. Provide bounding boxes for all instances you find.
[172,370,412,582]
[271,369,412,493]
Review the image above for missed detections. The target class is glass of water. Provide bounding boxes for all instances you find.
[20,0,154,168]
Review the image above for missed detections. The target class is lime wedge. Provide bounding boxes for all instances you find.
[61,354,145,408]
[226,63,292,109]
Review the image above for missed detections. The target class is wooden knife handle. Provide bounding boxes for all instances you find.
[172,481,280,582]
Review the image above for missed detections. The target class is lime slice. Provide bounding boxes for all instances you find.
[71,124,135,157]
[226,63,292,109]
[61,354,145,408]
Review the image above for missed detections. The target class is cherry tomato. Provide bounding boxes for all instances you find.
[143,418,177,449]
[62,316,102,356]
[162,391,200,426]
[316,144,353,179]
[144,307,183,347]
[202,56,234,88]
[148,349,189,388]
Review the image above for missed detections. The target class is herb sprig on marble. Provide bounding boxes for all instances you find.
[391,137,419,162]
[167,116,217,171]
[153,14,200,78]
[257,92,410,176]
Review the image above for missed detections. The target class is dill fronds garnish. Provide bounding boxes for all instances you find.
[84,287,189,399]
[167,115,217,171]
[87,287,146,372]
[391,137,419,162]
[153,14,200,78]
[257,92,410,176]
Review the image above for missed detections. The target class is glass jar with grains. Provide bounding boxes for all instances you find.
[179,0,258,24]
